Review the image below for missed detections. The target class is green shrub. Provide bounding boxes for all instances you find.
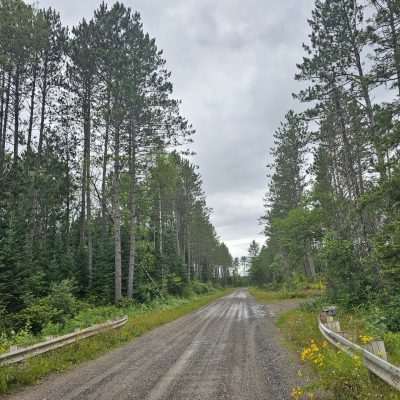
[135,283,161,303]
[181,285,194,298]
[322,235,373,307]
[382,297,400,332]
[190,280,212,295]
[15,301,58,334]
[166,274,185,296]
[384,332,400,365]
[14,279,80,334]
[116,297,138,309]
[45,280,80,324]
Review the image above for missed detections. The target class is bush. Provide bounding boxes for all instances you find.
[384,332,400,365]
[382,297,400,332]
[116,297,138,309]
[322,235,373,307]
[46,280,80,324]
[190,280,213,295]
[15,301,58,334]
[166,274,185,296]
[135,283,161,303]
[181,285,194,298]
[0,302,10,332]
[15,279,80,334]
[0,328,36,355]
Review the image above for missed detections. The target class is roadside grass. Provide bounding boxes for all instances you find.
[277,306,400,400]
[0,289,232,394]
[248,285,322,302]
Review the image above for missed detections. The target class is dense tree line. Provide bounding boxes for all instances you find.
[251,0,400,329]
[0,0,232,325]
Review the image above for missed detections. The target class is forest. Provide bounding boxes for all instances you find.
[0,0,233,335]
[250,0,400,331]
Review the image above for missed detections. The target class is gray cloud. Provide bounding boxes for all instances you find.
[38,0,314,257]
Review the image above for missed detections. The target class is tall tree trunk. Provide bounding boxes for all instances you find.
[0,70,11,170]
[343,8,385,177]
[187,226,191,281]
[38,53,48,156]
[159,188,164,283]
[0,70,5,152]
[65,132,71,239]
[13,64,20,165]
[101,87,111,232]
[305,242,316,279]
[113,124,122,303]
[27,63,37,153]
[175,207,180,257]
[356,142,365,195]
[85,92,93,289]
[80,114,87,246]
[127,119,136,299]
[332,89,361,199]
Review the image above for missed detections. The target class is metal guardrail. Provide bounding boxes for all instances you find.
[318,317,400,391]
[0,316,128,366]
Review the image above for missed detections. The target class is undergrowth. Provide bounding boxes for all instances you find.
[249,284,322,302]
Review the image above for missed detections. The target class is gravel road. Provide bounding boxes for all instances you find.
[3,289,305,400]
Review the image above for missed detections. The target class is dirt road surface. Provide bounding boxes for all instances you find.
[3,289,305,400]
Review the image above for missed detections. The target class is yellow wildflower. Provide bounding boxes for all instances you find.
[291,386,304,400]
[359,335,374,345]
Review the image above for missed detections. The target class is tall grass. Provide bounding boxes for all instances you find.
[249,286,322,302]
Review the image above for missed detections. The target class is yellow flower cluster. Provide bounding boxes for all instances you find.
[301,339,327,368]
[359,335,374,345]
[291,386,304,400]
[291,386,315,400]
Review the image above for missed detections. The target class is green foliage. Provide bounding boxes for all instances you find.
[13,280,79,334]
[384,332,400,366]
[45,280,80,324]
[15,301,58,334]
[135,283,162,303]
[379,297,400,332]
[189,280,214,295]
[249,283,322,303]
[166,274,184,296]
[321,236,371,306]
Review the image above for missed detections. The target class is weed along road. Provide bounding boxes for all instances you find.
[3,289,303,400]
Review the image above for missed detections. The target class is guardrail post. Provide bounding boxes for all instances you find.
[365,340,387,361]
[326,319,341,333]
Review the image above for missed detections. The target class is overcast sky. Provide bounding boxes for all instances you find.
[38,0,314,258]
